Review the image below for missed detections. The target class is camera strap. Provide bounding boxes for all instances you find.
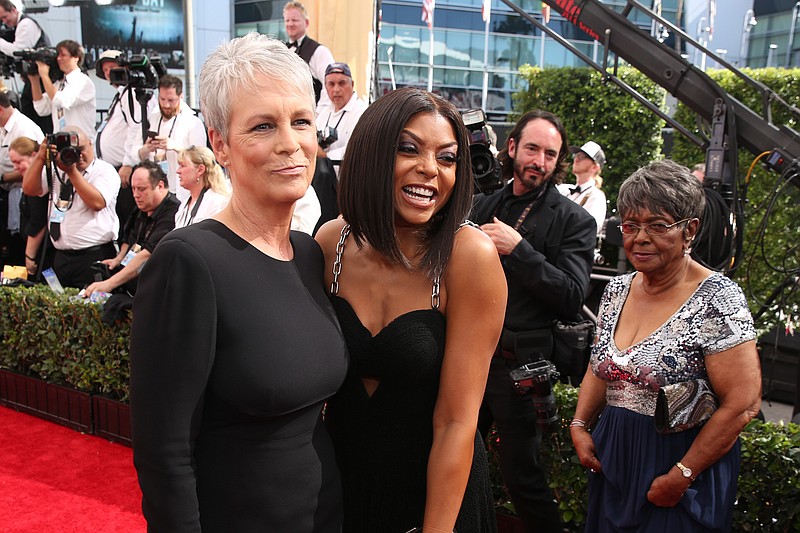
[325,110,346,130]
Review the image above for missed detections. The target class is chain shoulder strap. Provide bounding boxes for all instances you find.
[330,223,351,295]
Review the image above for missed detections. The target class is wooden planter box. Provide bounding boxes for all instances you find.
[0,369,92,433]
[92,395,132,447]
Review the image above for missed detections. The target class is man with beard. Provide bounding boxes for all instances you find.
[133,74,206,203]
[22,126,120,289]
[470,110,596,533]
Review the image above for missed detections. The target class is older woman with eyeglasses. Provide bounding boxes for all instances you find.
[174,145,230,229]
[129,33,347,532]
[570,159,761,532]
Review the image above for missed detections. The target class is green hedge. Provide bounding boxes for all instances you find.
[2,286,799,530]
[513,65,667,210]
[491,383,800,531]
[0,285,131,401]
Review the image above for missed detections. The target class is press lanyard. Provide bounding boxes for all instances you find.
[325,110,346,130]
[177,187,207,227]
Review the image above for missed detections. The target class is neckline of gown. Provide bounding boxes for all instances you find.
[331,294,444,340]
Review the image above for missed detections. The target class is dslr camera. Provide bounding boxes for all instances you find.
[14,47,62,81]
[317,126,338,150]
[510,359,561,432]
[47,131,81,166]
[461,108,503,194]
[108,54,166,90]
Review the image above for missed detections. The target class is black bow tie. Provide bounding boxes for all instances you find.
[288,41,298,49]
[569,186,581,195]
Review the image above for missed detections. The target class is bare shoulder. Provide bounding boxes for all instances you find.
[451,224,499,265]
[314,218,348,251]
[446,224,503,285]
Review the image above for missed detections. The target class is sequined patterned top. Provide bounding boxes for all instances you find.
[591,272,756,416]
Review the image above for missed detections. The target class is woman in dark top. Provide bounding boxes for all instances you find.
[129,33,347,532]
[315,88,506,532]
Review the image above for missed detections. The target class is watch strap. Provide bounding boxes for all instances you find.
[676,461,695,481]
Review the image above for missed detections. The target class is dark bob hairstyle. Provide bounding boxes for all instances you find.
[337,87,473,279]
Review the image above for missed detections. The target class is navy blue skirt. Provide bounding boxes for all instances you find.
[586,406,739,532]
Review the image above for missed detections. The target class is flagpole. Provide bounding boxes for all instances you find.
[427,18,434,92]
[481,11,490,110]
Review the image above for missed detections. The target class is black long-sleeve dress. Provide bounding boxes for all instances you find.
[130,220,348,532]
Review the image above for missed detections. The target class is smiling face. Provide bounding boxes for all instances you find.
[210,75,317,210]
[283,7,308,42]
[508,118,562,195]
[56,46,79,74]
[622,208,696,275]
[393,112,458,228]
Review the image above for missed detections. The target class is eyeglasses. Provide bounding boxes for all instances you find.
[619,218,691,236]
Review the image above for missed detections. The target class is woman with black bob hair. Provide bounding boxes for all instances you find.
[316,87,506,532]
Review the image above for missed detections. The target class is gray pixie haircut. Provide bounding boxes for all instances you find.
[617,159,705,221]
[199,32,315,141]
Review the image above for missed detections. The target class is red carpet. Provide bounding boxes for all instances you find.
[0,405,146,532]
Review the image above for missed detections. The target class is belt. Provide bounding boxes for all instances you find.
[494,345,516,360]
[58,242,115,256]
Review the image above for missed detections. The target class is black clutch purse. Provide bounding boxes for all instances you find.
[654,379,718,434]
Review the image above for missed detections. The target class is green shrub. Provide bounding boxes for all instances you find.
[0,285,131,400]
[491,382,800,531]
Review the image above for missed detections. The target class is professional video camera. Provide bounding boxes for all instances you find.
[317,126,338,150]
[13,46,62,81]
[510,359,561,432]
[46,131,81,166]
[108,54,167,90]
[461,108,502,194]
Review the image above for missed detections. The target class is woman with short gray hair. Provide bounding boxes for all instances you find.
[571,159,761,531]
[130,32,347,532]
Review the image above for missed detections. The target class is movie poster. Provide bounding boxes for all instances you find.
[80,0,185,69]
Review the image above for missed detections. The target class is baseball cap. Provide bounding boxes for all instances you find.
[95,50,123,80]
[569,141,605,168]
[325,62,352,78]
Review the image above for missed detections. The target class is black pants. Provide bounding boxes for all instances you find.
[479,356,562,533]
[53,242,117,289]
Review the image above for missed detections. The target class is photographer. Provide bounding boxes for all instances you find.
[312,62,367,232]
[471,110,596,533]
[83,160,178,300]
[30,40,96,139]
[94,50,154,224]
[132,74,206,203]
[21,126,120,288]
[0,90,43,267]
[0,0,52,135]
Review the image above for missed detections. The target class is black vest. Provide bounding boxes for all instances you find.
[290,37,323,104]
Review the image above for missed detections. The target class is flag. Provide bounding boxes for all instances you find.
[542,2,551,23]
[482,0,491,23]
[422,0,435,29]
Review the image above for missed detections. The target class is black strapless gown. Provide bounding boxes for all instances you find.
[325,296,497,533]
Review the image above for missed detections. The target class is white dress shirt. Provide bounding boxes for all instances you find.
[315,92,368,163]
[0,108,45,232]
[42,158,120,250]
[131,101,208,203]
[0,15,42,57]
[34,68,97,138]
[557,181,607,235]
[293,35,334,109]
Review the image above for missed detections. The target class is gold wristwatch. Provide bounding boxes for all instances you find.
[675,461,695,481]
